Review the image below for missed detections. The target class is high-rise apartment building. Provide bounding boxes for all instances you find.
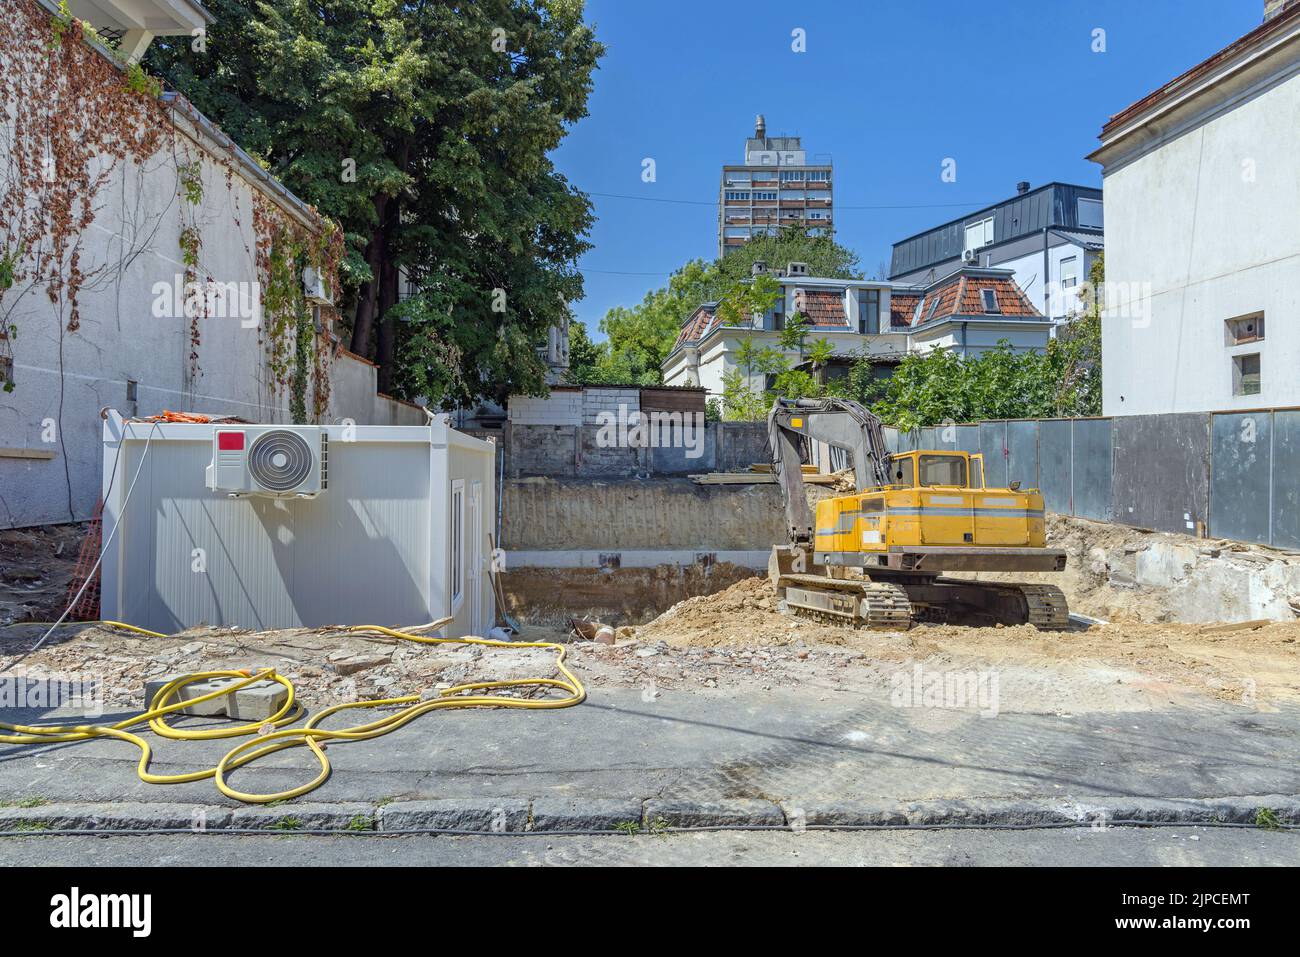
[718,115,832,257]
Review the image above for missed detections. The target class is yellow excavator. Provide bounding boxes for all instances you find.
[767,397,1069,630]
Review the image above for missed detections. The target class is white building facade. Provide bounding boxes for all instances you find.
[662,264,1052,399]
[1089,1,1300,415]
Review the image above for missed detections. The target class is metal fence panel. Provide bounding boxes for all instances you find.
[1273,410,1300,550]
[1112,413,1205,532]
[979,422,1008,489]
[1006,421,1040,491]
[1072,418,1113,521]
[954,425,982,456]
[1038,420,1073,515]
[1210,412,1272,545]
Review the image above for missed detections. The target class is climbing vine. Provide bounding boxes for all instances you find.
[0,0,169,342]
[251,192,342,423]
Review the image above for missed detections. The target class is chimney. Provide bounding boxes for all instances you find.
[755,114,766,139]
[1016,181,1030,195]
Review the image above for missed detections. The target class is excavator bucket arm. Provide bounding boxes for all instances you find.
[766,397,892,546]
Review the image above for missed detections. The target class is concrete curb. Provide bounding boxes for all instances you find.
[2,794,1298,834]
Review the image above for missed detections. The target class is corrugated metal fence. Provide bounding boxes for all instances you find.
[883,407,1300,550]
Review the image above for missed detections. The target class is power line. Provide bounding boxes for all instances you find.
[586,190,1001,211]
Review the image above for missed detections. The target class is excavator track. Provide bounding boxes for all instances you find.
[777,575,913,631]
[1005,582,1070,630]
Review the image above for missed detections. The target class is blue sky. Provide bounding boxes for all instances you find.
[552,0,1265,341]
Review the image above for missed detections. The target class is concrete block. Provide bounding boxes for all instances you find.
[143,673,289,721]
[0,802,233,832]
[529,798,643,831]
[643,799,785,828]
[377,798,530,832]
[230,802,376,831]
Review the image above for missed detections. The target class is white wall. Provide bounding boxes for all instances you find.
[0,24,419,529]
[1099,68,1300,415]
[909,321,1052,356]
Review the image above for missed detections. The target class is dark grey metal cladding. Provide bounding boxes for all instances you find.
[1005,420,1040,490]
[1038,419,1073,515]
[1211,411,1272,546]
[1071,418,1113,521]
[979,422,1008,488]
[889,183,1103,278]
[1112,413,1207,533]
[1273,411,1300,550]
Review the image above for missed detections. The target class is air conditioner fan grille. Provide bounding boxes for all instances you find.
[248,430,314,491]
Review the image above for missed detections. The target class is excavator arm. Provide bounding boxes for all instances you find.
[767,397,893,546]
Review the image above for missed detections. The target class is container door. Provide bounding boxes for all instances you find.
[469,481,483,634]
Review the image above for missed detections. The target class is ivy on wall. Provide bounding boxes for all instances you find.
[251,192,342,423]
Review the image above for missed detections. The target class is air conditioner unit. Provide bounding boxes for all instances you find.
[962,248,979,264]
[302,266,334,306]
[205,426,328,498]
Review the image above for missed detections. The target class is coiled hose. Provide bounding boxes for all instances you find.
[0,619,584,804]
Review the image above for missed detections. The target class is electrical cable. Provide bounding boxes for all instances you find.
[0,418,160,673]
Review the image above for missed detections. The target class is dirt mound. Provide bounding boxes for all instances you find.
[636,577,853,648]
[634,571,1300,708]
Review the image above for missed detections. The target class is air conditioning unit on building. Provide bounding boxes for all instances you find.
[205,426,328,498]
[302,266,334,305]
[962,248,979,264]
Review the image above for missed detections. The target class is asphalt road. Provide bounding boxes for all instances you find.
[2,827,1298,866]
[3,687,1298,808]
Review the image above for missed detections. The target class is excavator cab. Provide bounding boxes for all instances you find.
[886,451,985,490]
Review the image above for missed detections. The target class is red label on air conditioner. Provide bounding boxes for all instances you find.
[217,431,245,451]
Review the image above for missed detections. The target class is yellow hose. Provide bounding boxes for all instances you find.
[0,619,585,804]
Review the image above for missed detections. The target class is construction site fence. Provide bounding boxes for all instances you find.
[886,408,1300,550]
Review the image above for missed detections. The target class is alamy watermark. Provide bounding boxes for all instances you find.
[0,667,103,718]
[594,404,706,460]
[151,274,262,328]
[890,664,999,717]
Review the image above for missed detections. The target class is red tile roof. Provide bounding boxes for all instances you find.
[889,292,921,329]
[792,288,847,327]
[674,304,716,347]
[906,273,1041,326]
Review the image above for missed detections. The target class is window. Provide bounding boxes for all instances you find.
[859,289,881,334]
[779,189,805,199]
[1226,312,1264,345]
[980,288,1000,314]
[807,210,826,220]
[725,171,751,185]
[925,296,941,323]
[725,191,750,202]
[1078,198,1104,230]
[752,191,777,201]
[1233,353,1261,396]
[724,227,750,238]
[1060,256,1079,289]
[918,455,968,488]
[451,480,465,605]
[891,456,915,487]
[964,216,994,253]
[806,170,830,183]
[806,189,831,200]
[779,170,804,183]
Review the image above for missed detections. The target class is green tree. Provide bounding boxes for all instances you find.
[148,0,603,405]
[596,230,860,384]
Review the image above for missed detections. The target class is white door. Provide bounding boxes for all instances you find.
[469,481,483,634]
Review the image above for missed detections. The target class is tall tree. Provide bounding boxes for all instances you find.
[597,229,859,384]
[148,0,603,405]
